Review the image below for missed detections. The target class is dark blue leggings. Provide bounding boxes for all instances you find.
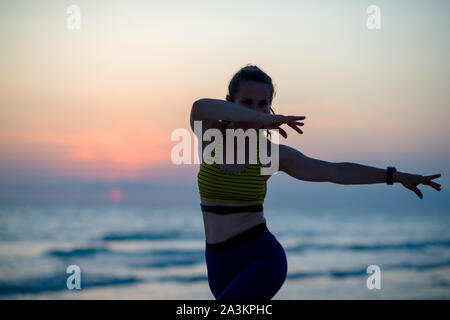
[205,228,288,300]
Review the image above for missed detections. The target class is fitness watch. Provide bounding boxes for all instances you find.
[386,166,397,185]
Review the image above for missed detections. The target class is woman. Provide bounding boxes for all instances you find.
[189,65,442,300]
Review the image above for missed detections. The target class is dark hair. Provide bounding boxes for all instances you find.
[225,64,277,139]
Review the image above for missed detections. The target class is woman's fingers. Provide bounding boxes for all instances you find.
[278,127,287,138]
[270,126,288,138]
[284,116,305,134]
[401,180,423,199]
[287,122,303,134]
[423,180,441,191]
[419,174,442,191]
[407,184,423,199]
[264,114,306,137]
[286,115,306,120]
[424,174,441,180]
[400,172,442,198]
[414,187,423,199]
[279,115,306,123]
[267,126,298,138]
[424,179,441,187]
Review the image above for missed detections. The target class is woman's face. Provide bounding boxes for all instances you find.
[229,80,272,114]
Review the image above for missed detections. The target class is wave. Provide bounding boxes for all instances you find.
[0,273,140,296]
[46,246,205,268]
[391,259,450,271]
[285,239,450,253]
[155,275,208,283]
[288,259,450,280]
[129,249,205,268]
[47,247,111,257]
[99,230,200,241]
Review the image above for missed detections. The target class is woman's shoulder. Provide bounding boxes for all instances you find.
[260,141,300,173]
[260,136,290,155]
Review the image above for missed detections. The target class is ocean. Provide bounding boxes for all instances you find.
[1,202,449,299]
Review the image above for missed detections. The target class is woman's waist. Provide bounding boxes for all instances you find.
[201,210,266,244]
[204,220,269,254]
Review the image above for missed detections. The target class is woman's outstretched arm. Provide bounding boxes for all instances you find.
[278,144,442,199]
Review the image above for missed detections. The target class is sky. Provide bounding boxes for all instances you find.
[0,0,449,206]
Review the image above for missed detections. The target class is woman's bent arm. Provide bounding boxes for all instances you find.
[191,98,271,124]
[190,98,305,138]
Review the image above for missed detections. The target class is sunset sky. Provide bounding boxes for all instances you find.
[1,0,449,198]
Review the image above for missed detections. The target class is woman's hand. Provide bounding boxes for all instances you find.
[261,114,306,138]
[395,172,442,199]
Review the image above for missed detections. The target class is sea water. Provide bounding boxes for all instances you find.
[0,202,449,299]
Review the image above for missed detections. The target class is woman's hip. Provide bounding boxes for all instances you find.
[205,223,287,270]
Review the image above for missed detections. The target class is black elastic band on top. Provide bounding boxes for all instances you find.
[205,222,269,254]
[200,204,263,214]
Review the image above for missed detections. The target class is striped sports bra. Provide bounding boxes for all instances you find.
[197,121,267,204]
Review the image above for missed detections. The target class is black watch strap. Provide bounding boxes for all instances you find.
[386,166,396,185]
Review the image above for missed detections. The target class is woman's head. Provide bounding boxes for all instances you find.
[225,64,276,136]
[226,64,276,115]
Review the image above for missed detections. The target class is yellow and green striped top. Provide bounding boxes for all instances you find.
[197,122,267,204]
